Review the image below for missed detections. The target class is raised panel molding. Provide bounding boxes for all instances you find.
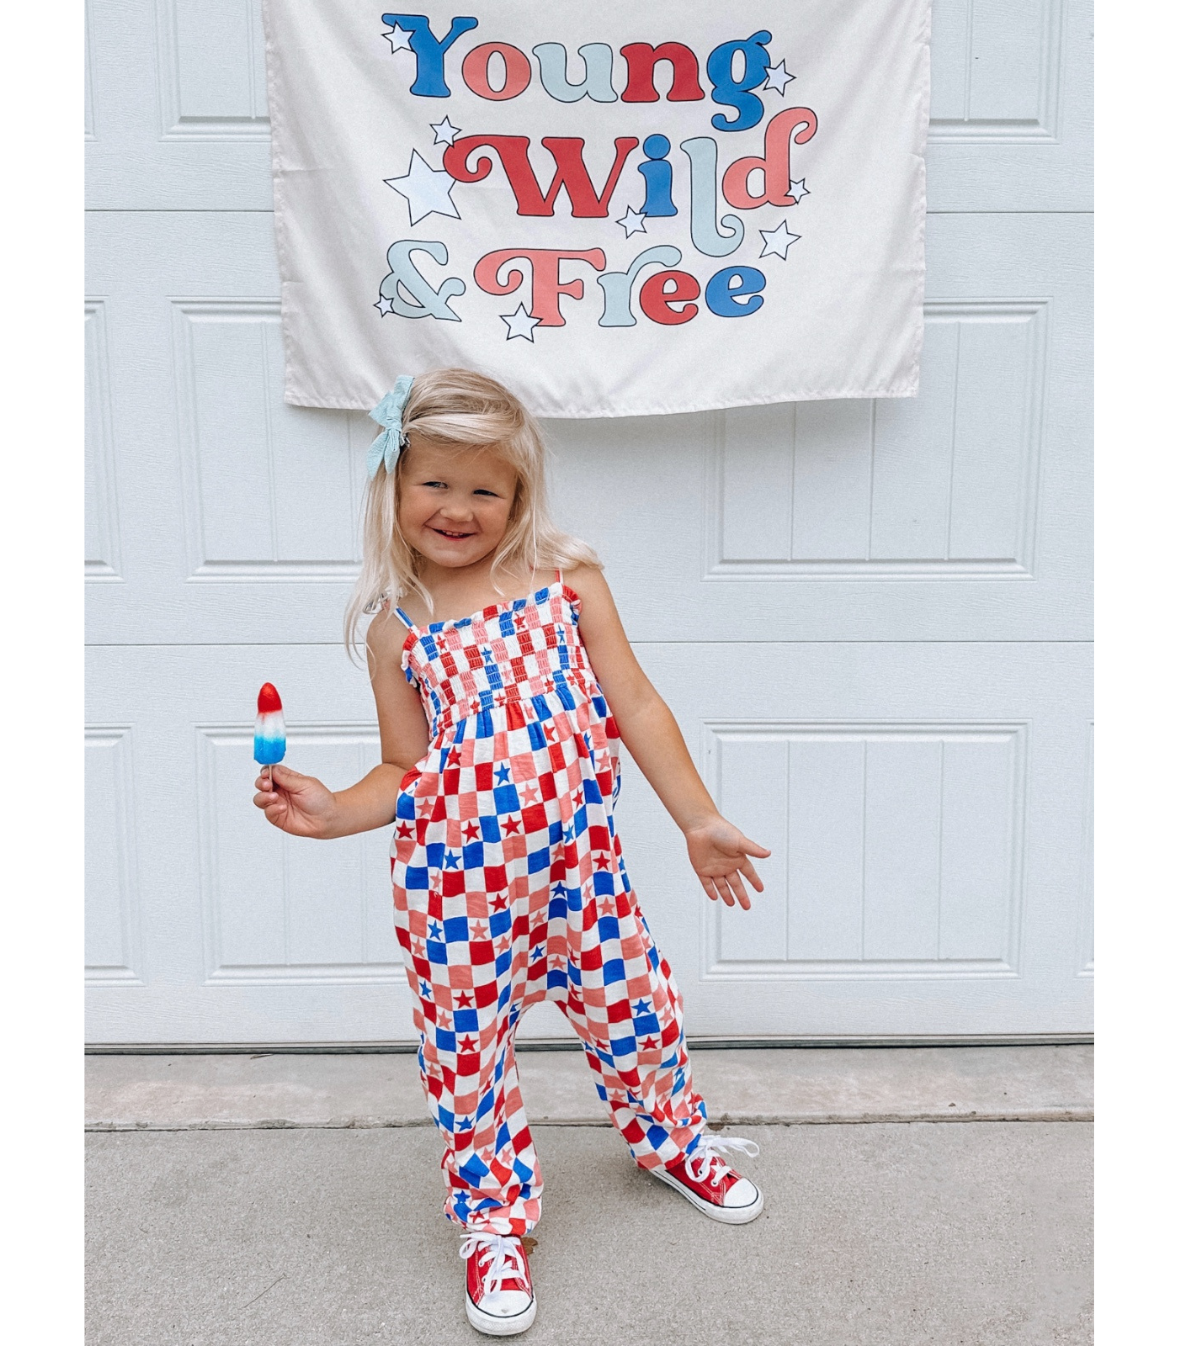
[86,728,144,985]
[702,722,1027,980]
[197,724,401,984]
[85,300,122,580]
[172,301,364,579]
[155,0,269,139]
[928,0,1063,142]
[708,300,1047,579]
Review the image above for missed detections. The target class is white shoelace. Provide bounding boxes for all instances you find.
[682,1134,761,1187]
[459,1233,529,1301]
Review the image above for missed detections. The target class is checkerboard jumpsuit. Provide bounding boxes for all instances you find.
[390,577,708,1235]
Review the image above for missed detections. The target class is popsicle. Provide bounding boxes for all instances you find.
[254,683,286,785]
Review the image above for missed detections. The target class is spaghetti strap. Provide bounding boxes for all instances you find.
[554,568,562,587]
[393,606,415,631]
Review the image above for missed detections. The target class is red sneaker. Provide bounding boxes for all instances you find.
[653,1135,764,1224]
[459,1232,536,1336]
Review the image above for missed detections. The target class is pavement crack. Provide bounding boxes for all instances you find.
[236,1272,286,1314]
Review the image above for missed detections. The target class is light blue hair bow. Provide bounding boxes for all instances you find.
[366,376,415,479]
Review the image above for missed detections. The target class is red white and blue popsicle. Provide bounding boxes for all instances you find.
[254,683,286,782]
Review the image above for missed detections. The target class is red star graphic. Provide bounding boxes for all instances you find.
[544,724,557,742]
[598,897,615,916]
[463,822,480,842]
[396,823,413,839]
[491,894,509,912]
[437,1013,453,1030]
[573,790,583,806]
[544,679,555,693]
[519,785,540,805]
[494,937,511,954]
[469,922,489,940]
[458,1036,478,1052]
[594,853,611,871]
[642,1037,659,1050]
[456,992,474,1007]
[504,817,522,835]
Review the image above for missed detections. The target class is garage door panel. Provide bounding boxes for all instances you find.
[85,641,1090,1042]
[86,211,1090,645]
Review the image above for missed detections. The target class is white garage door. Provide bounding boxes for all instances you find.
[85,0,1092,1045]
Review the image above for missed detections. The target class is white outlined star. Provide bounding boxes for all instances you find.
[760,218,801,260]
[763,60,795,95]
[373,295,395,317]
[502,304,541,341]
[383,23,414,53]
[431,116,462,147]
[789,178,810,202]
[384,150,460,226]
[616,206,647,237]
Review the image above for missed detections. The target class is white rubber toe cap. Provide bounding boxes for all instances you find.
[466,1289,536,1336]
[723,1176,761,1209]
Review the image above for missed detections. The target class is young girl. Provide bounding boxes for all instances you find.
[253,369,771,1337]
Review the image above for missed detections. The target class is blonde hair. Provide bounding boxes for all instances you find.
[345,367,601,655]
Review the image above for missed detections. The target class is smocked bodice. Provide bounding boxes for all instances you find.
[397,583,598,740]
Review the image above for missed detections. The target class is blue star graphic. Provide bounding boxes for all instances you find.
[428,922,443,940]
[420,982,432,999]
[636,1000,652,1015]
[563,827,575,844]
[495,765,512,785]
[444,851,460,869]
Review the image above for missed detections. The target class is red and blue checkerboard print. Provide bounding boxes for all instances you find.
[390,577,707,1235]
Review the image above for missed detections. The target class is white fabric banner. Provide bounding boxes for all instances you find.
[263,1,930,418]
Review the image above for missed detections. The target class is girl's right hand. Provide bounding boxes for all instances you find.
[253,764,339,839]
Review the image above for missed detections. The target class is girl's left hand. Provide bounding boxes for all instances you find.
[684,817,771,910]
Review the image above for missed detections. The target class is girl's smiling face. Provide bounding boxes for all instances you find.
[397,440,518,572]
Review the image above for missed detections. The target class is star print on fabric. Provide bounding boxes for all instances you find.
[373,294,395,318]
[428,922,443,940]
[491,894,509,912]
[420,983,433,999]
[635,999,652,1015]
[458,1037,478,1052]
[530,946,546,961]
[469,922,489,940]
[430,874,442,892]
[384,149,460,226]
[763,59,795,94]
[642,1037,659,1050]
[383,22,414,52]
[431,115,462,147]
[395,822,413,838]
[503,817,522,835]
[544,725,557,742]
[563,827,575,845]
[457,1116,474,1130]
[495,766,512,785]
[616,205,647,237]
[456,991,474,1007]
[437,1012,452,1030]
[599,896,615,916]
[411,939,426,957]
[789,178,810,202]
[494,936,511,954]
[760,219,801,260]
[594,853,612,871]
[444,851,460,869]
[502,304,541,342]
[463,822,481,842]
[573,789,583,806]
[519,785,540,805]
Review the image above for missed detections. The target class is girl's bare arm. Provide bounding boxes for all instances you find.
[252,609,430,839]
[567,566,769,908]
